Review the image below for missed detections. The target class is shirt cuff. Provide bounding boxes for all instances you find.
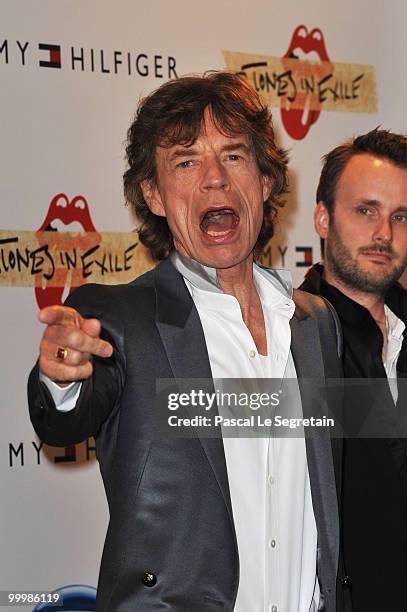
[39,372,82,412]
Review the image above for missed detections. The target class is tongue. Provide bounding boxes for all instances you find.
[203,211,236,233]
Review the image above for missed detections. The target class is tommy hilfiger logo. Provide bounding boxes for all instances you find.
[261,244,314,268]
[0,39,178,78]
[39,43,61,69]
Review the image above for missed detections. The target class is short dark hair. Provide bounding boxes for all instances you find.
[124,72,288,260]
[317,128,407,214]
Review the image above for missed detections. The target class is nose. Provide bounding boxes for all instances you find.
[200,157,230,192]
[372,216,393,243]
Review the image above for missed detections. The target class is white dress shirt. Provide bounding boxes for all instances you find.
[383,304,405,403]
[172,253,319,612]
[384,304,405,378]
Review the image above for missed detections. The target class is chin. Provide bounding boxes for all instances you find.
[201,247,253,270]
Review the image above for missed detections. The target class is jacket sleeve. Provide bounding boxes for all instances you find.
[27,284,126,447]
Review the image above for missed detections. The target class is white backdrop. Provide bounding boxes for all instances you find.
[1,0,406,608]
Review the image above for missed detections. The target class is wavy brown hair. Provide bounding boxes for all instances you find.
[124,72,289,260]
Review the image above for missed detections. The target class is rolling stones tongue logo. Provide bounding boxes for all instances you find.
[281,25,331,140]
[35,193,101,308]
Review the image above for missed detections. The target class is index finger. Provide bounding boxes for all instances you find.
[38,305,84,328]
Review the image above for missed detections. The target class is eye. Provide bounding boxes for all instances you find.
[177,160,193,168]
[392,213,407,223]
[357,206,372,215]
[225,154,242,162]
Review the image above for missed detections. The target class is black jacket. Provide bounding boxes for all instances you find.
[301,263,407,612]
[28,259,343,612]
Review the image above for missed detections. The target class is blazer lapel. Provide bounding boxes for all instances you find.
[153,259,234,524]
[290,304,340,593]
[290,300,325,379]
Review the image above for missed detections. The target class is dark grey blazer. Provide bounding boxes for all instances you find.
[28,258,341,612]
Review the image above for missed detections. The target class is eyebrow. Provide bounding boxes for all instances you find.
[357,198,382,207]
[168,147,200,162]
[168,141,252,163]
[221,142,252,154]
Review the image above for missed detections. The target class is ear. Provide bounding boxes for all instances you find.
[261,175,272,202]
[314,201,330,239]
[141,179,166,217]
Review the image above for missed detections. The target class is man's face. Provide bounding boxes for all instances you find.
[142,109,271,270]
[315,153,407,295]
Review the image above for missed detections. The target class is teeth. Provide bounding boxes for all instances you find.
[61,274,72,303]
[301,98,311,126]
[207,230,229,236]
[47,219,85,232]
[293,48,321,62]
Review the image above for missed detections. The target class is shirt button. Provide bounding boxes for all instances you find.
[341,576,352,589]
[249,349,256,358]
[142,571,157,587]
[269,539,276,548]
[268,475,274,485]
[268,606,278,612]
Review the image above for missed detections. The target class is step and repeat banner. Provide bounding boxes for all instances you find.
[1,0,406,608]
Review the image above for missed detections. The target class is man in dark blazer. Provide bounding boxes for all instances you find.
[28,72,342,611]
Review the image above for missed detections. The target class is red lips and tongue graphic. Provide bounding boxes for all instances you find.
[35,193,101,308]
[281,25,331,140]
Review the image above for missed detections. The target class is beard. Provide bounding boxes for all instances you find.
[325,222,407,296]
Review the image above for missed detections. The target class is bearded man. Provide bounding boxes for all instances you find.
[301,129,407,611]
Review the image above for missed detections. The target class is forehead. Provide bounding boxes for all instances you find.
[198,111,251,143]
[156,111,253,159]
[335,153,407,206]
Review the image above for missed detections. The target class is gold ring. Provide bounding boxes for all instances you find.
[56,347,68,360]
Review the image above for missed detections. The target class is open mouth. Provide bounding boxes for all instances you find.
[38,194,97,233]
[200,208,240,238]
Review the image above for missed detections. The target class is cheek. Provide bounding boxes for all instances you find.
[251,192,266,226]
[394,238,407,260]
[238,181,264,216]
[165,207,197,244]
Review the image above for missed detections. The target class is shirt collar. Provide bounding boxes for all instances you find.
[385,304,405,341]
[170,251,295,317]
[304,263,406,338]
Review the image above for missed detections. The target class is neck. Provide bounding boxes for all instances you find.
[216,256,257,317]
[323,267,386,322]
[323,266,388,360]
[216,256,267,355]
